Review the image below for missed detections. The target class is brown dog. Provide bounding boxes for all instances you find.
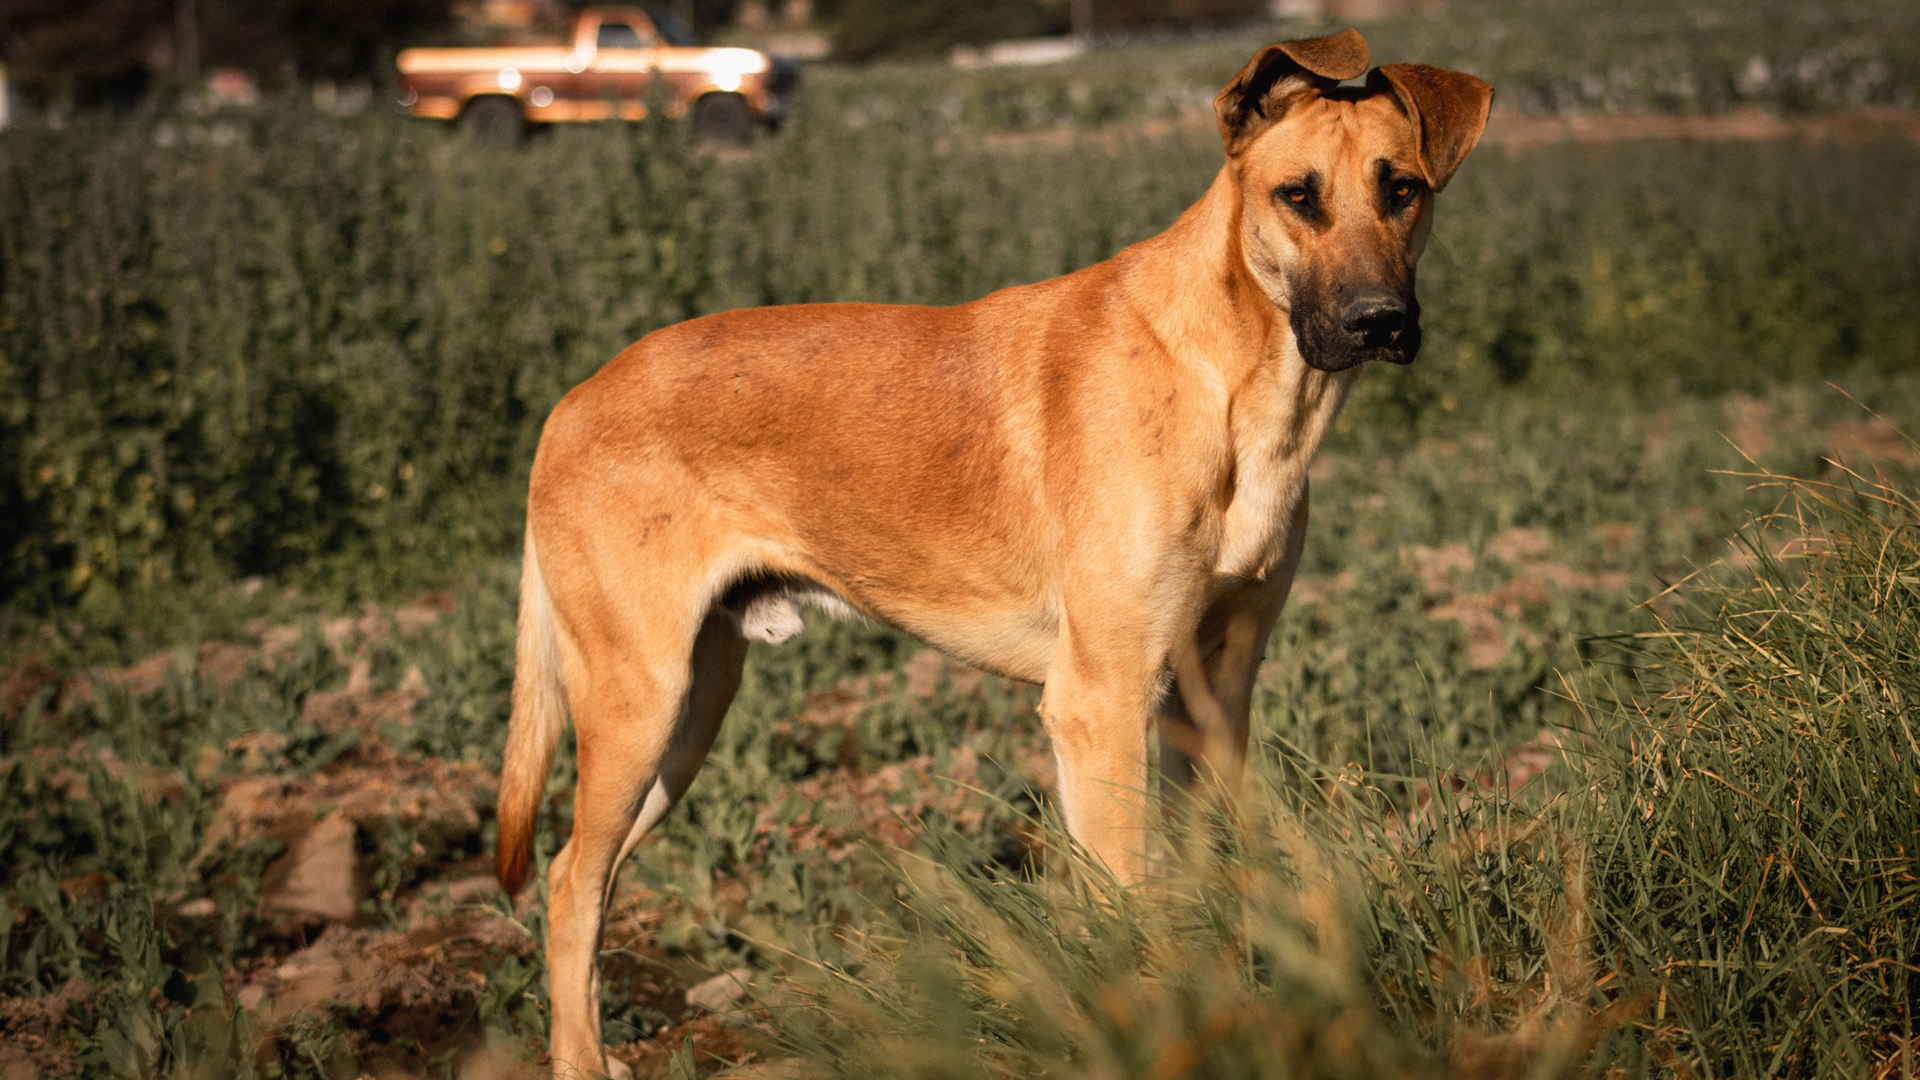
[496,29,1490,1078]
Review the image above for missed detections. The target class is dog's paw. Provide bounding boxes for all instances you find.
[548,1049,632,1080]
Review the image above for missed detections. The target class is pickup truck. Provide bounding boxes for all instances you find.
[396,6,794,143]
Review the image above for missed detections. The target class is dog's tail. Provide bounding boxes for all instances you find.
[496,529,567,896]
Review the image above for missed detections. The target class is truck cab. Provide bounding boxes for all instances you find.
[397,6,793,142]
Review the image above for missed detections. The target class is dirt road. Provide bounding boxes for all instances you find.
[979,107,1920,151]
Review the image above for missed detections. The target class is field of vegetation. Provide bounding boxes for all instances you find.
[808,0,1920,130]
[3,6,1920,1076]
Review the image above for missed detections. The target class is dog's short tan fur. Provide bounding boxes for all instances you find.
[495,31,1490,1078]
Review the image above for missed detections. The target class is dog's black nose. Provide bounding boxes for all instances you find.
[1340,295,1406,348]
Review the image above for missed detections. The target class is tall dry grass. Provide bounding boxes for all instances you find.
[762,456,1920,1078]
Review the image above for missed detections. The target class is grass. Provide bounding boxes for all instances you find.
[3,377,1914,1076]
[763,455,1920,1080]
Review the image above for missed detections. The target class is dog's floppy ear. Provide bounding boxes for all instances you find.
[1214,29,1369,156]
[1370,63,1493,191]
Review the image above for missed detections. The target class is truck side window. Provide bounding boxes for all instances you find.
[597,21,649,50]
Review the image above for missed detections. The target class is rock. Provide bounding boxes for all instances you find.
[264,814,360,922]
[195,758,493,934]
[273,943,349,1009]
[0,1049,39,1080]
[195,641,255,688]
[344,657,373,697]
[685,967,754,1015]
[57,871,114,904]
[442,874,502,904]
[1,654,60,720]
[406,873,503,924]
[393,600,450,635]
[85,651,182,702]
[256,624,304,668]
[1484,527,1551,565]
[901,649,985,698]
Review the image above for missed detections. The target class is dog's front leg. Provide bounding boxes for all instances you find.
[1161,484,1312,789]
[1039,626,1161,885]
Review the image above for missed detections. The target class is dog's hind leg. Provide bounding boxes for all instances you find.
[545,588,712,1080]
[615,607,748,867]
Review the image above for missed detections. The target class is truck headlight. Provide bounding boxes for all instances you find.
[703,48,770,88]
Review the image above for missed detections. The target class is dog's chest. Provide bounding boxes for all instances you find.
[1212,452,1310,581]
[1210,366,1354,580]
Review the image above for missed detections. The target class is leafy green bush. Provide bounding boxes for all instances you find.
[4,105,1915,617]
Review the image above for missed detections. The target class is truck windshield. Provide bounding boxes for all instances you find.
[597,21,648,49]
[641,6,700,47]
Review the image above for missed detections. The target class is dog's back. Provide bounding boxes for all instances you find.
[523,254,1191,679]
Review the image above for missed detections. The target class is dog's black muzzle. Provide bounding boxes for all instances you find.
[1293,290,1421,372]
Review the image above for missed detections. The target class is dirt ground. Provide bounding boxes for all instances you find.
[1480,107,1920,149]
[979,105,1920,151]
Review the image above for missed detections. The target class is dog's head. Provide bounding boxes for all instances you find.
[1215,32,1492,372]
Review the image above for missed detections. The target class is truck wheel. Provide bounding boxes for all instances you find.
[692,93,752,147]
[460,96,524,143]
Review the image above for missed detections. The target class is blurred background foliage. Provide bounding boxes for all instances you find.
[0,0,458,107]
[6,0,1919,107]
[2,100,1916,623]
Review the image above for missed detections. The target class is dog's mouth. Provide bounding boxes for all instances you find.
[1292,297,1421,373]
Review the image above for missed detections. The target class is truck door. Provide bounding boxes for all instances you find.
[582,12,656,119]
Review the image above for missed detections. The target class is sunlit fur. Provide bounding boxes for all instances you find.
[496,33,1490,1079]
[1234,83,1436,371]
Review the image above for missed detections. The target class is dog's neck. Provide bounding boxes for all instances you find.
[1127,164,1352,397]
[1130,168,1356,428]
[1122,163,1358,579]
[1124,167,1272,372]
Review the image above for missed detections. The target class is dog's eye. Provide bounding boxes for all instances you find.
[1385,177,1423,208]
[1275,184,1314,211]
